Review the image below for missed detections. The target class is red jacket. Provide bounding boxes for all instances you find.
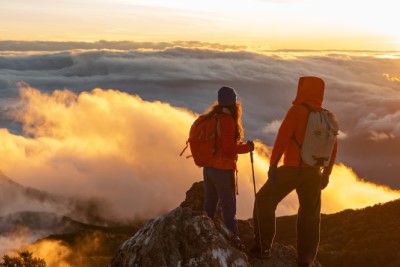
[269,77,338,173]
[208,109,250,170]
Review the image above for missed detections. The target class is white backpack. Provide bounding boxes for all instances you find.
[300,104,339,167]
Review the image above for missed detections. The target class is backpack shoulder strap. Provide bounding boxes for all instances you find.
[291,103,312,147]
[212,114,219,155]
[300,102,314,113]
[292,103,314,171]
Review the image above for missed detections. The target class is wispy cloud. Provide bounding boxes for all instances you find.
[0,40,245,52]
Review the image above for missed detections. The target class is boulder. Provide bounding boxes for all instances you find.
[111,181,321,267]
[110,207,249,267]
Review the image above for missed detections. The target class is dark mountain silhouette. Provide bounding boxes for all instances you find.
[275,198,400,267]
[0,211,95,235]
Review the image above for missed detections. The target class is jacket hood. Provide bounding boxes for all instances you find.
[292,76,325,109]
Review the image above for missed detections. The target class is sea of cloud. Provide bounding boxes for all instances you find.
[1,41,399,189]
[0,85,399,221]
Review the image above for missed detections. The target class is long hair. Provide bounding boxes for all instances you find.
[200,101,244,143]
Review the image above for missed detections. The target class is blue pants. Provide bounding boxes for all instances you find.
[203,166,238,237]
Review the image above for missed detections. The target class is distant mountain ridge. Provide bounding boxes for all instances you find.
[0,211,106,236]
[0,170,61,206]
[0,170,110,225]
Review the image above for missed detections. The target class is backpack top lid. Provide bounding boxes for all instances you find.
[292,76,325,110]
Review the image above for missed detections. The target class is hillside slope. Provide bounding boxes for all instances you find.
[274,198,400,267]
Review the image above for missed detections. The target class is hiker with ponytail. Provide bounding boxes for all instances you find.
[202,86,254,250]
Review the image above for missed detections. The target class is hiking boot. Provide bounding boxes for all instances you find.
[250,244,271,259]
[234,237,246,251]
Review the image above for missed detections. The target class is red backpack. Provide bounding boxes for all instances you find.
[180,114,219,167]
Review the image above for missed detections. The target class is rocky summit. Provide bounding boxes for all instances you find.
[110,207,248,267]
[111,181,321,267]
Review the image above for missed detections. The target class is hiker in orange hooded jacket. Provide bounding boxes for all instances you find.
[202,86,254,250]
[252,77,338,266]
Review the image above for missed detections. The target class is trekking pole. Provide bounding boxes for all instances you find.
[250,151,263,255]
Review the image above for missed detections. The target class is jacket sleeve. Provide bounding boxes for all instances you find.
[219,115,250,154]
[269,107,297,166]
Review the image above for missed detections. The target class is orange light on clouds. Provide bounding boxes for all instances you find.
[24,241,72,267]
[383,73,400,82]
[2,239,72,267]
[1,85,399,222]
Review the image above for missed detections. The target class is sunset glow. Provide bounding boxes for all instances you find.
[1,0,400,50]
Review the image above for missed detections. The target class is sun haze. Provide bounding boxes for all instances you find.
[1,0,399,50]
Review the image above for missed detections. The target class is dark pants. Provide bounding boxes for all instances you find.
[203,166,238,237]
[253,166,322,264]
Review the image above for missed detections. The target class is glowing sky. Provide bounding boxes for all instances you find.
[1,0,400,50]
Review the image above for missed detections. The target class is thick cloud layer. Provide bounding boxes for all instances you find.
[0,42,399,190]
[0,86,399,222]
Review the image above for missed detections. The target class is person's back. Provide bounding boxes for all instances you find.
[201,86,254,250]
[270,76,336,168]
[252,76,338,267]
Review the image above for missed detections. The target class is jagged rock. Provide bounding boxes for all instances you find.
[110,207,249,267]
[180,181,223,221]
[180,181,204,212]
[111,180,321,267]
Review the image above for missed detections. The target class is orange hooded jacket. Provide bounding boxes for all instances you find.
[269,76,338,174]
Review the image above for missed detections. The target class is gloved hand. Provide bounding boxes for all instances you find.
[321,169,330,190]
[247,140,255,152]
[268,165,278,184]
